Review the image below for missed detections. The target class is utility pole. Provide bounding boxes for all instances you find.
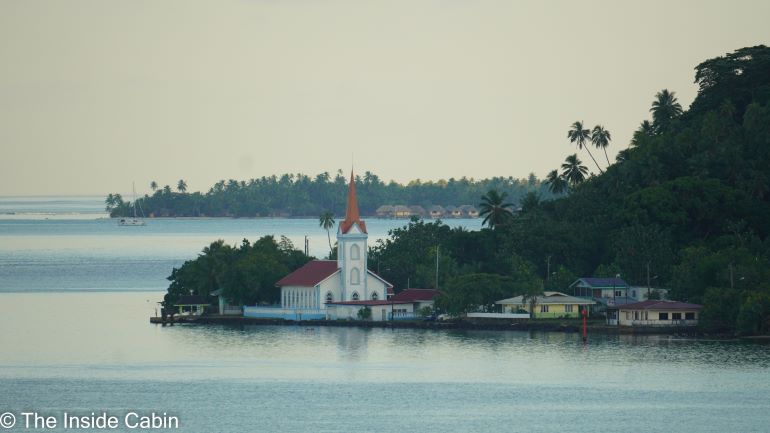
[647,261,651,299]
[729,263,734,290]
[435,245,440,290]
[546,255,551,282]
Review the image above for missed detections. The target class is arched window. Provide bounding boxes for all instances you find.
[351,268,360,285]
[350,244,360,260]
[352,291,360,301]
[371,291,379,301]
[325,292,333,303]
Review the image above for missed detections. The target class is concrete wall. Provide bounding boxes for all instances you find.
[326,303,414,322]
[467,313,530,319]
[364,272,387,302]
[244,306,326,320]
[318,273,342,306]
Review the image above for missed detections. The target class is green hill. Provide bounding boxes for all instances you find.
[511,45,770,334]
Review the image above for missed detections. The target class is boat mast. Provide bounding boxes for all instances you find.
[132,182,138,218]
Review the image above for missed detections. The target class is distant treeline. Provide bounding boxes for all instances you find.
[105,173,558,218]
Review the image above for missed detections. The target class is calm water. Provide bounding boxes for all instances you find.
[1,197,769,432]
[0,196,480,292]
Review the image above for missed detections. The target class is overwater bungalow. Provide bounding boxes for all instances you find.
[408,205,426,217]
[376,205,394,218]
[393,205,411,218]
[428,205,445,218]
[459,205,479,218]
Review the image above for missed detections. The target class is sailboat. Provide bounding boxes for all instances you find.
[119,182,146,226]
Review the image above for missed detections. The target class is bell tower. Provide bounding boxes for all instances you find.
[337,171,368,301]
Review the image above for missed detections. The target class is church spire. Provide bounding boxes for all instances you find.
[339,170,367,234]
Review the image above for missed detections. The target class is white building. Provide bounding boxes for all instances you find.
[244,171,394,321]
[616,300,702,327]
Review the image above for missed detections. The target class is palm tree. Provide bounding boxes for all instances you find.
[150,181,158,192]
[478,189,514,229]
[590,125,612,165]
[568,121,603,173]
[615,148,631,163]
[545,169,569,194]
[561,154,588,186]
[519,191,541,213]
[319,212,335,257]
[630,120,655,147]
[177,179,187,193]
[650,89,683,132]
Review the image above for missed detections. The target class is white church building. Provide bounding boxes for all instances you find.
[243,171,410,321]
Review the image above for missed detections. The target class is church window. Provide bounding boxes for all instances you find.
[350,244,360,260]
[325,292,333,303]
[371,292,379,301]
[351,267,360,285]
[352,291,360,301]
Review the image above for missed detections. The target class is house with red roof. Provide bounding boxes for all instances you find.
[391,288,442,310]
[244,171,394,321]
[616,300,702,327]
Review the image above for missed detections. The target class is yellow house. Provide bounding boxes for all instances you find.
[496,291,595,318]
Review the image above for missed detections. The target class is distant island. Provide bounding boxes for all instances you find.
[105,173,557,218]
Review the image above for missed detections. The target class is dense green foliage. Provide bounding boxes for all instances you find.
[369,217,544,314]
[164,236,311,307]
[106,172,556,217]
[163,46,770,335]
[372,46,770,335]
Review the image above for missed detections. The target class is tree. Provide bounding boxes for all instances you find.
[437,273,517,314]
[650,89,683,132]
[319,211,336,257]
[590,125,612,165]
[568,121,603,173]
[177,179,188,193]
[631,120,655,147]
[560,154,588,187]
[150,181,158,192]
[546,169,568,195]
[519,191,541,213]
[478,189,514,229]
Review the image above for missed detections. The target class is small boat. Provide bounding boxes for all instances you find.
[119,217,145,226]
[119,182,146,226]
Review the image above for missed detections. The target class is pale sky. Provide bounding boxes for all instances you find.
[1,0,768,196]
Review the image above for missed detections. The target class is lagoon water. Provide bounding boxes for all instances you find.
[1,197,769,432]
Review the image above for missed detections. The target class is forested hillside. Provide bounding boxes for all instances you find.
[164,46,770,335]
[370,46,770,334]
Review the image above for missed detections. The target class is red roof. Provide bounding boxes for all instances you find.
[275,260,339,287]
[391,288,442,302]
[619,300,702,311]
[339,170,367,234]
[327,300,412,306]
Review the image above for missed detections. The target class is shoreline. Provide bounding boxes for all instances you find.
[150,315,710,336]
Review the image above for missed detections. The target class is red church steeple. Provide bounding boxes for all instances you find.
[339,170,367,234]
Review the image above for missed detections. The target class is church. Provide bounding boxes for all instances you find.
[243,171,415,321]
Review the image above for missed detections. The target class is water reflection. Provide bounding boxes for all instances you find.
[0,292,769,385]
